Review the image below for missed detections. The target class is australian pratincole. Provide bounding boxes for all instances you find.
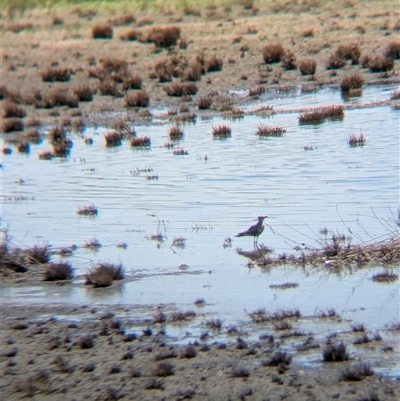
[235,215,267,247]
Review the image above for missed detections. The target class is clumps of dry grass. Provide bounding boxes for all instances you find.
[72,84,94,101]
[315,308,339,318]
[367,55,394,72]
[353,333,382,345]
[340,363,374,381]
[48,126,73,157]
[194,298,205,306]
[130,136,151,148]
[120,28,140,41]
[261,43,284,63]
[80,334,95,349]
[212,124,231,138]
[77,204,98,216]
[390,90,400,100]
[125,91,150,107]
[256,124,286,137]
[2,118,24,132]
[262,351,292,371]
[98,79,123,97]
[38,151,53,160]
[144,26,180,47]
[85,263,124,287]
[170,310,196,322]
[83,238,102,249]
[248,86,266,97]
[385,39,400,59]
[172,148,188,155]
[348,132,366,147]
[322,342,349,362]
[123,74,142,90]
[24,244,51,264]
[179,346,197,359]
[3,101,26,118]
[335,43,361,64]
[298,105,344,124]
[205,319,222,330]
[105,131,124,147]
[197,96,212,109]
[14,369,51,397]
[281,49,297,70]
[172,236,186,248]
[153,362,174,376]
[340,71,364,92]
[236,244,273,261]
[43,263,73,281]
[41,67,71,82]
[351,323,366,332]
[92,23,113,39]
[17,143,30,153]
[298,58,317,75]
[326,53,347,70]
[269,282,298,290]
[372,271,398,283]
[206,54,223,72]
[231,366,250,378]
[165,82,198,97]
[247,308,301,323]
[168,125,184,140]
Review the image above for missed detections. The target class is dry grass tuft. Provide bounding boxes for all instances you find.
[281,49,297,69]
[372,271,398,283]
[105,131,124,147]
[125,91,150,107]
[180,346,197,359]
[340,71,364,92]
[261,43,284,63]
[120,28,140,41]
[43,263,74,281]
[72,84,94,101]
[130,136,151,148]
[41,67,70,82]
[145,26,180,47]
[85,263,124,287]
[390,90,400,100]
[3,101,26,118]
[2,118,24,132]
[123,74,142,90]
[165,82,198,97]
[299,105,344,124]
[385,39,400,59]
[197,96,212,109]
[170,310,196,322]
[348,132,366,147]
[92,23,113,39]
[298,58,316,75]
[256,124,286,137]
[154,362,174,376]
[340,363,374,381]
[168,125,184,140]
[322,342,349,362]
[367,55,394,72]
[205,319,222,330]
[172,148,188,155]
[77,204,98,216]
[335,43,361,64]
[206,54,223,72]
[212,124,231,138]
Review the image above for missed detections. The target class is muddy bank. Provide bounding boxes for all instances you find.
[1,303,399,401]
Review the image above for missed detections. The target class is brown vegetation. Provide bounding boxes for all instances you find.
[168,125,184,140]
[43,263,74,281]
[165,81,198,97]
[212,124,232,138]
[125,91,149,107]
[340,71,364,92]
[348,132,366,147]
[299,105,344,124]
[256,124,286,137]
[144,26,180,47]
[130,136,151,147]
[197,96,212,109]
[2,118,24,132]
[41,67,71,82]
[3,101,26,118]
[261,43,283,63]
[206,54,223,72]
[72,84,94,101]
[105,131,124,147]
[85,263,124,287]
[322,342,349,362]
[298,58,316,75]
[76,204,98,216]
[92,23,113,39]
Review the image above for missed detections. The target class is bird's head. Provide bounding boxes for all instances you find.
[258,215,268,221]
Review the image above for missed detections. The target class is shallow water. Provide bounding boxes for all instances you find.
[2,84,399,376]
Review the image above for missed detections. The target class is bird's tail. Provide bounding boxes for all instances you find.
[235,233,244,237]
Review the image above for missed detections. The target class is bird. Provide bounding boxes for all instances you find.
[235,215,268,247]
